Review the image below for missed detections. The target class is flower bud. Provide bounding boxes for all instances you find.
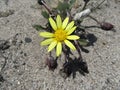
[38,0,45,5]
[45,56,58,71]
[100,22,114,31]
[83,0,90,3]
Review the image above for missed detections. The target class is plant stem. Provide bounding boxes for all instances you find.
[74,41,83,61]
[95,0,106,9]
[63,45,68,62]
[88,15,100,24]
[80,25,100,29]
[91,0,106,11]
[41,0,52,14]
[82,2,88,10]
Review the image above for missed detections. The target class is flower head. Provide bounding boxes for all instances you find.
[100,22,114,31]
[39,15,80,56]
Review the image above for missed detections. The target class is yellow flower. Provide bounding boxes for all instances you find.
[39,15,80,56]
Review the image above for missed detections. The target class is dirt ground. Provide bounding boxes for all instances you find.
[0,0,120,90]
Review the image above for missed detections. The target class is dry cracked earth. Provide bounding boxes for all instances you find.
[0,0,120,90]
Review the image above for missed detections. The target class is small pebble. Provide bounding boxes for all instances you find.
[24,37,32,43]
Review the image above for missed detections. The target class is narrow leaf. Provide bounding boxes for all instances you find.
[41,11,49,19]
[79,39,88,46]
[57,1,70,12]
[33,25,45,31]
[69,0,76,7]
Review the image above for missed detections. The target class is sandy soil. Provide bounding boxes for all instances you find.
[0,0,120,90]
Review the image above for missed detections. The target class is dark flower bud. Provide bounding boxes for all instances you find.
[38,0,45,5]
[83,0,90,3]
[100,22,114,31]
[45,56,58,71]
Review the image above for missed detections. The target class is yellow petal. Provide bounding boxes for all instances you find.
[62,17,69,29]
[64,40,76,50]
[48,40,57,52]
[67,26,76,35]
[56,42,62,56]
[49,17,57,30]
[65,21,74,31]
[39,32,53,38]
[67,35,80,40]
[40,38,53,45]
[56,15,62,29]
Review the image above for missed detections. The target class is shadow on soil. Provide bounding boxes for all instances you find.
[59,57,89,79]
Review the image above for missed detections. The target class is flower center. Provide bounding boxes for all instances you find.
[54,29,67,42]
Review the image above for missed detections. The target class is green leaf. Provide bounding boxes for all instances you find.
[57,1,70,12]
[79,39,88,46]
[33,25,45,31]
[41,11,49,19]
[69,0,76,8]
